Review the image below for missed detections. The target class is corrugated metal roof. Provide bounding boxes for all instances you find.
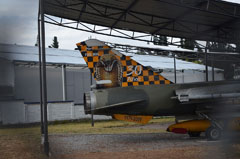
[0,42,220,71]
[0,43,84,65]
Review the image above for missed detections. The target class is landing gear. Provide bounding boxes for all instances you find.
[188,132,201,137]
[197,112,223,141]
[206,126,221,141]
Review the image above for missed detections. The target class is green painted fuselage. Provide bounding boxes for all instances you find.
[84,80,240,116]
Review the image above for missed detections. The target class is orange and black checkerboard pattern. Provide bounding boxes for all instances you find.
[120,55,172,87]
[76,42,172,87]
[77,41,110,78]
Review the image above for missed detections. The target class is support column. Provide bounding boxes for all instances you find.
[62,65,66,101]
[173,52,177,83]
[205,44,208,82]
[37,2,44,137]
[40,0,49,155]
[90,72,94,127]
[211,55,215,81]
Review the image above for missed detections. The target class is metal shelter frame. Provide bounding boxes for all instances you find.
[43,0,240,43]
[38,0,240,155]
[38,0,49,155]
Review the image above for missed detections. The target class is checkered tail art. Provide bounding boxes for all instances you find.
[76,40,172,88]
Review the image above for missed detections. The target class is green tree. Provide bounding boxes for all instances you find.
[49,36,59,48]
[195,43,203,53]
[153,35,168,46]
[152,35,168,55]
[208,42,234,52]
[180,38,195,50]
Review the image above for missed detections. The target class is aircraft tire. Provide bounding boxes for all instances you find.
[206,126,221,141]
[188,132,201,137]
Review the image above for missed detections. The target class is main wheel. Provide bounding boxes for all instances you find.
[206,126,221,141]
[188,132,201,137]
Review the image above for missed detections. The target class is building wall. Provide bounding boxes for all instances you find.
[14,65,63,102]
[66,68,91,104]
[0,100,25,125]
[0,58,14,87]
[0,59,14,99]
[14,65,92,103]
[0,101,111,125]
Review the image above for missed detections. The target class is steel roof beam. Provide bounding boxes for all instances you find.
[51,0,220,29]
[111,0,139,28]
[45,2,177,31]
[53,0,64,7]
[152,0,208,35]
[191,17,240,42]
[45,1,220,33]
[155,0,240,19]
[77,0,88,23]
[44,0,240,43]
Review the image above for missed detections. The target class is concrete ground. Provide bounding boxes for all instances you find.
[1,119,239,159]
[49,123,240,159]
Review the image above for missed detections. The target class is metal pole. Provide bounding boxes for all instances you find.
[62,65,66,101]
[173,52,177,83]
[90,72,93,89]
[205,44,208,82]
[40,0,49,155]
[211,55,215,81]
[90,72,94,127]
[37,7,44,137]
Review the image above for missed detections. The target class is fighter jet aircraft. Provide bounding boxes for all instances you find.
[76,39,240,140]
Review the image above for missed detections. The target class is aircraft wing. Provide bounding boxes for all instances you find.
[174,82,240,103]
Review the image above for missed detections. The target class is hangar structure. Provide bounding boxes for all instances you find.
[38,0,240,155]
[43,0,240,43]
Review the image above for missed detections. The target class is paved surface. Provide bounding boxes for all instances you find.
[49,133,216,155]
[48,122,240,159]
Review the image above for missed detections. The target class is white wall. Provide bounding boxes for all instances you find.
[0,101,111,125]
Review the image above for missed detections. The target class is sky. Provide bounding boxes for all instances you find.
[0,0,239,50]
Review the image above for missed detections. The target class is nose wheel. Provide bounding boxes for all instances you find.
[197,112,223,141]
[206,126,222,141]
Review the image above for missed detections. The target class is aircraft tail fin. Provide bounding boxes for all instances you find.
[76,39,172,88]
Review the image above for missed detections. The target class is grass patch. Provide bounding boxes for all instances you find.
[0,117,175,136]
[0,118,174,159]
[0,118,174,136]
[47,117,174,134]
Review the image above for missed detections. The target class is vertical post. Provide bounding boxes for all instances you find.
[37,2,44,137]
[90,72,94,127]
[173,52,177,83]
[211,55,215,81]
[90,71,93,89]
[62,65,66,101]
[40,0,49,155]
[205,45,208,82]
